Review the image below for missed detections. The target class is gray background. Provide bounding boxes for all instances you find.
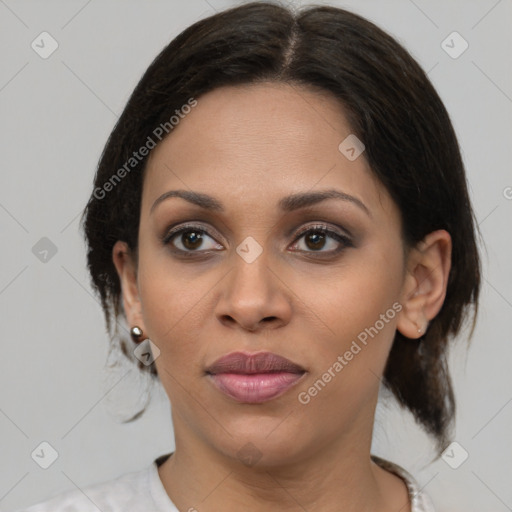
[1,0,511,510]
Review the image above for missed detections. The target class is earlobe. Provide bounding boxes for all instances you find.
[112,241,145,331]
[396,230,452,340]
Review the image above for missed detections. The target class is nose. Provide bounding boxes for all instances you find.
[216,249,292,333]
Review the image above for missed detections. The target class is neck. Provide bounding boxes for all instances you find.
[157,420,410,512]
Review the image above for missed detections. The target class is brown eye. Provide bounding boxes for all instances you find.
[180,230,204,250]
[290,225,353,255]
[304,231,327,251]
[163,224,223,253]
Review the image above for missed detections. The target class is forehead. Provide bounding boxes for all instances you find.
[142,82,394,223]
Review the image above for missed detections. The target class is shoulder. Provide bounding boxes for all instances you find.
[371,454,437,512]
[15,464,152,512]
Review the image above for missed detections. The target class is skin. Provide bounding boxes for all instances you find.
[112,82,451,512]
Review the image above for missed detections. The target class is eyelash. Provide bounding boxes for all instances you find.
[161,222,354,258]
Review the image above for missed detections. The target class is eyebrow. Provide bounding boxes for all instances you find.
[150,188,371,217]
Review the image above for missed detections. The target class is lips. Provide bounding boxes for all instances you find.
[206,351,306,403]
[206,351,305,375]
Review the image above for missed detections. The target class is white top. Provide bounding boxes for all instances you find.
[17,453,435,512]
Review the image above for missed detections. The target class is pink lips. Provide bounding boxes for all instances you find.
[205,351,306,403]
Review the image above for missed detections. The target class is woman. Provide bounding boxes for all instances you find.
[19,1,481,511]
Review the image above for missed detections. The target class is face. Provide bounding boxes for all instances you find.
[114,82,425,467]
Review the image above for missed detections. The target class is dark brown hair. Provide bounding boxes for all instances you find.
[81,1,481,459]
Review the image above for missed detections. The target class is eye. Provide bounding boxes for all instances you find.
[163,224,223,254]
[289,224,353,254]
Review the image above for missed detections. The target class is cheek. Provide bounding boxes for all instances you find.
[296,242,404,386]
[136,246,199,355]
[305,242,403,334]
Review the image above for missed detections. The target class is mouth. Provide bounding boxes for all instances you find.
[205,351,306,404]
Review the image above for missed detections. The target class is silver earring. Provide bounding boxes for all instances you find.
[130,326,144,344]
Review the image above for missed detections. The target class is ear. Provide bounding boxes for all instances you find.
[396,229,452,339]
[112,240,145,332]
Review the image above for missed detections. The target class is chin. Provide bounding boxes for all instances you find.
[207,417,314,469]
